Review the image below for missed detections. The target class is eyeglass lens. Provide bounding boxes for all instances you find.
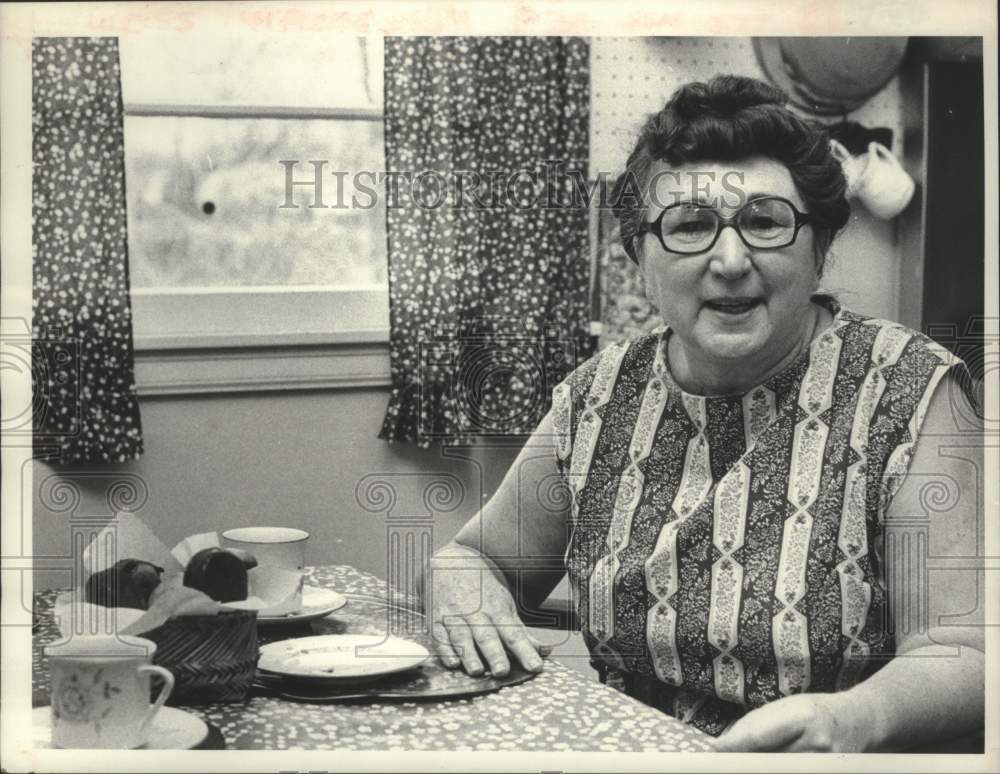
[659,198,798,253]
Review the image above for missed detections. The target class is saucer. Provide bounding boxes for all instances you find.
[257,634,430,684]
[33,705,208,750]
[257,586,347,626]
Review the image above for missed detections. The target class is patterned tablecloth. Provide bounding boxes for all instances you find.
[33,565,713,752]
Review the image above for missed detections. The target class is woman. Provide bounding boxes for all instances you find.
[423,75,984,752]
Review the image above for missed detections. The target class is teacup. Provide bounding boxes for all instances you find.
[44,635,174,749]
[829,138,865,198]
[853,141,916,219]
[221,527,309,615]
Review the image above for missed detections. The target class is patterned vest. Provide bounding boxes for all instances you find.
[551,301,965,736]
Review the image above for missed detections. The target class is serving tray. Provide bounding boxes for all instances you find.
[253,658,538,703]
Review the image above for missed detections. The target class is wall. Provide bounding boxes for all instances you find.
[32,390,523,591]
[32,37,913,595]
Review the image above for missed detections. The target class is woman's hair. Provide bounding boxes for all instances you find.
[611,75,851,273]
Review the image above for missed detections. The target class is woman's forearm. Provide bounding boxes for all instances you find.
[837,643,984,752]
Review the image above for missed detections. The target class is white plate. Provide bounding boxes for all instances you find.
[257,586,347,626]
[33,705,208,750]
[257,634,430,684]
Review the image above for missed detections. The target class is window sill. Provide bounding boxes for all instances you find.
[130,287,392,396]
[134,328,389,351]
[133,334,391,396]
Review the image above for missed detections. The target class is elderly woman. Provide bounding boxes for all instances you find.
[423,75,984,752]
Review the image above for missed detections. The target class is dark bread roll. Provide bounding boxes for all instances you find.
[224,548,258,570]
[85,559,165,610]
[183,547,249,603]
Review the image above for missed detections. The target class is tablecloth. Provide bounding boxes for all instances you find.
[33,565,713,752]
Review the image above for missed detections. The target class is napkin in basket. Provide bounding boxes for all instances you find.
[54,511,300,638]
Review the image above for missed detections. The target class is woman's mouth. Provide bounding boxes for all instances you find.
[703,298,762,316]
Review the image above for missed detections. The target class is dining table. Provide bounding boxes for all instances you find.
[32,564,714,752]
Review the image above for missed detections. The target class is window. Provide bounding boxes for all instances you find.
[120,34,389,350]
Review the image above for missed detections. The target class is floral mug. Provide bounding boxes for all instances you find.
[44,635,174,749]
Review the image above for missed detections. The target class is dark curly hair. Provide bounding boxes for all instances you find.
[611,75,851,273]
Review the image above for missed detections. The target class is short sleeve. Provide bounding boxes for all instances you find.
[874,336,976,521]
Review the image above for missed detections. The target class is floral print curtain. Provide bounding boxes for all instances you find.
[32,37,143,464]
[596,209,664,349]
[379,37,592,447]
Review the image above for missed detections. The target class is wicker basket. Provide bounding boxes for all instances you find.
[145,608,258,704]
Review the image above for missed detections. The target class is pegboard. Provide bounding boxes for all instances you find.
[589,36,905,177]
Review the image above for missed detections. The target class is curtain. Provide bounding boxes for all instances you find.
[379,37,592,447]
[596,209,664,349]
[32,37,143,464]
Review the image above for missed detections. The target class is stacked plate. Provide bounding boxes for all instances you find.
[254,633,538,703]
[257,634,431,685]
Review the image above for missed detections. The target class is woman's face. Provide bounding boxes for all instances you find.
[637,156,820,373]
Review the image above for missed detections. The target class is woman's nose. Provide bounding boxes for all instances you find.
[708,225,752,279]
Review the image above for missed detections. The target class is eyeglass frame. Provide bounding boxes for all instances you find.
[635,195,815,256]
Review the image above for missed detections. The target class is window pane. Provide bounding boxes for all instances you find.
[124,116,387,288]
[119,34,383,109]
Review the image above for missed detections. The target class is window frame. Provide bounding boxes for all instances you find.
[123,102,391,394]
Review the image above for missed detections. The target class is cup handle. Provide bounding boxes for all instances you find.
[870,141,900,168]
[138,665,175,734]
[829,138,850,162]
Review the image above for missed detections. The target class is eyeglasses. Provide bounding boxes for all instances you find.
[636,196,813,255]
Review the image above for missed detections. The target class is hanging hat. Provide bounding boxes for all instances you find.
[753,37,909,115]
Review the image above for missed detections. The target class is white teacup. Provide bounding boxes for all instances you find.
[221,527,309,615]
[44,635,174,749]
[853,141,916,219]
[829,138,865,198]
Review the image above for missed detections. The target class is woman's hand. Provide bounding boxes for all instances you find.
[712,693,877,753]
[423,543,550,678]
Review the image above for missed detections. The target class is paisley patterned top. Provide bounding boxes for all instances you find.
[551,298,965,736]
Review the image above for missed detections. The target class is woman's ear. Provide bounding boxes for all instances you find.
[623,230,641,266]
[813,246,827,282]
